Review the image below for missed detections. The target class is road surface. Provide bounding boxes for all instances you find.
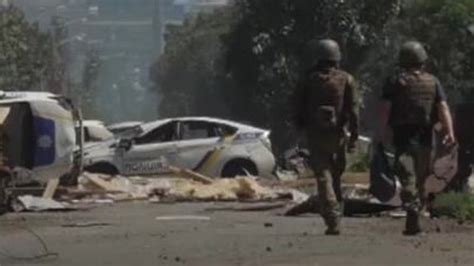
[0,202,473,266]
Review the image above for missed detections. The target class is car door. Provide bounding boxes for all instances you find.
[174,120,222,170]
[121,121,179,175]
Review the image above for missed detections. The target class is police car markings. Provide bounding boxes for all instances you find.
[124,157,169,173]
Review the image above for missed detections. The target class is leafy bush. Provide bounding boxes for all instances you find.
[348,153,371,173]
[432,192,474,221]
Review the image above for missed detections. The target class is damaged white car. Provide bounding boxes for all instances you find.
[83,120,114,143]
[83,117,276,178]
[0,91,82,213]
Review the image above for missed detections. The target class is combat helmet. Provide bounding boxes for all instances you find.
[305,39,342,68]
[399,41,428,66]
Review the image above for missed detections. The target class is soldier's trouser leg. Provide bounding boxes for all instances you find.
[394,146,431,234]
[309,149,341,233]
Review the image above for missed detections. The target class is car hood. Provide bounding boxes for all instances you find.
[83,138,119,158]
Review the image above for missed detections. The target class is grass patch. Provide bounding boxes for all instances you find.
[348,153,370,173]
[432,192,474,221]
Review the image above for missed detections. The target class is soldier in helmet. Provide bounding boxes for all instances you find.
[376,41,455,235]
[293,39,359,235]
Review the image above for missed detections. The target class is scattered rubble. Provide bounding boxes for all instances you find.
[76,172,279,202]
[206,202,287,212]
[62,222,112,228]
[155,216,211,221]
[4,169,403,218]
[2,162,410,219]
[13,195,69,212]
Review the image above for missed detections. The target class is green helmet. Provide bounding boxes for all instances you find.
[399,41,428,66]
[305,39,342,67]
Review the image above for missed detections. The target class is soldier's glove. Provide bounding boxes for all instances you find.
[347,134,358,154]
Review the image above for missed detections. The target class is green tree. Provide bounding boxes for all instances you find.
[152,0,474,154]
[153,1,402,152]
[76,46,102,118]
[0,5,53,91]
[223,0,402,151]
[396,0,474,103]
[151,8,238,118]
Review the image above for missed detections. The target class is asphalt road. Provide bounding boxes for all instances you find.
[0,202,473,266]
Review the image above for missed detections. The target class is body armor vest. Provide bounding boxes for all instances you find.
[389,70,437,126]
[306,69,348,130]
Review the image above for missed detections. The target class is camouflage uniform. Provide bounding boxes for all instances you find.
[381,42,448,234]
[294,39,359,235]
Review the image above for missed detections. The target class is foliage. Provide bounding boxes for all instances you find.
[348,152,371,173]
[396,0,474,104]
[153,1,402,152]
[46,16,69,94]
[0,5,70,93]
[222,0,402,152]
[432,192,474,221]
[0,5,53,91]
[152,0,474,154]
[151,8,238,118]
[79,47,102,117]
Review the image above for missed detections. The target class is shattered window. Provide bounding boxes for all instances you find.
[217,124,238,137]
[179,121,220,140]
[135,122,178,144]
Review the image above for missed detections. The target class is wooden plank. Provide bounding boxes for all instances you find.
[42,178,60,199]
[85,174,118,192]
[168,166,214,184]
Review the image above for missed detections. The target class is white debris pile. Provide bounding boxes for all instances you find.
[14,195,68,212]
[71,172,282,203]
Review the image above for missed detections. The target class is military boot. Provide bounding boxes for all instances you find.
[403,210,422,236]
[325,226,340,236]
[324,215,341,236]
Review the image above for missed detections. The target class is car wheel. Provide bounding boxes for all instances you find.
[222,159,258,178]
[85,163,119,176]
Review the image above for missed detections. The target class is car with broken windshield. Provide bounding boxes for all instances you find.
[83,117,276,178]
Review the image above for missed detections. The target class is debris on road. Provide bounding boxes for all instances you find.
[155,215,211,221]
[264,222,273,228]
[167,166,214,184]
[62,222,112,228]
[14,195,69,212]
[42,178,60,199]
[3,170,313,214]
[206,202,287,212]
[76,172,279,202]
[285,184,399,217]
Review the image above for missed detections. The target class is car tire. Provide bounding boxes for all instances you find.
[221,159,258,178]
[85,163,119,176]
